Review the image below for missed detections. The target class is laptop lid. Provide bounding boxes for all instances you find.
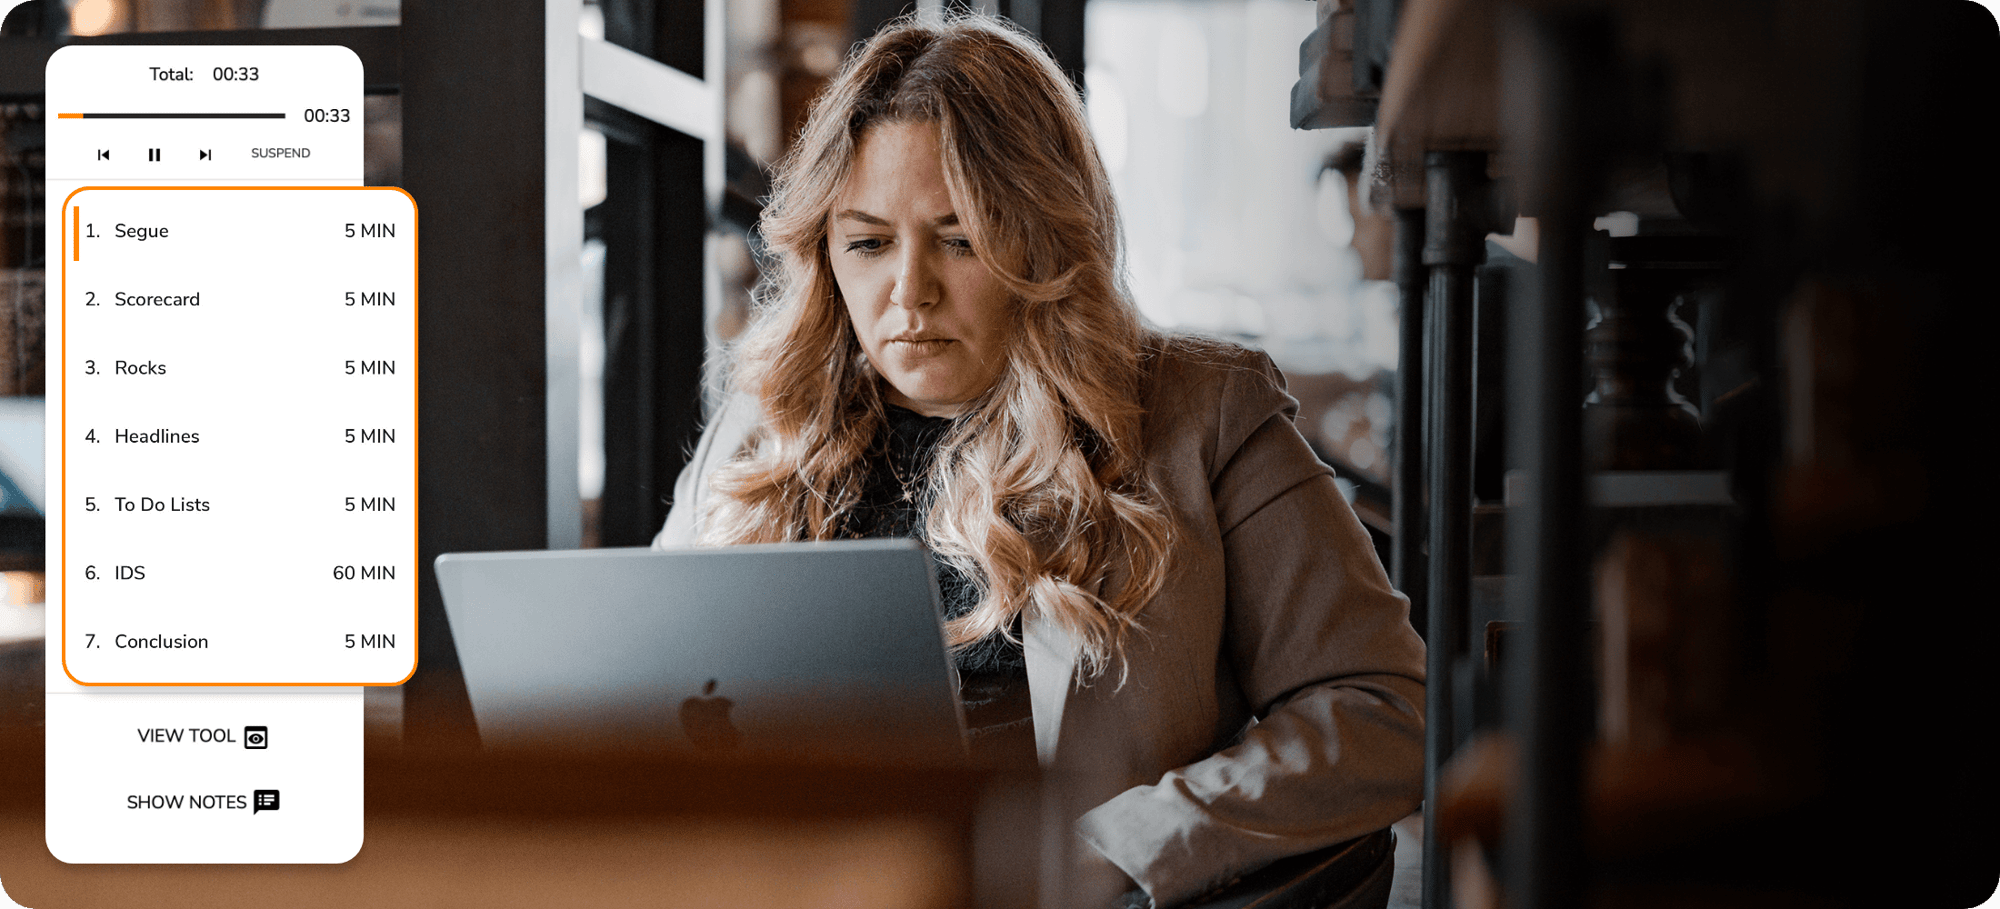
[434,539,968,764]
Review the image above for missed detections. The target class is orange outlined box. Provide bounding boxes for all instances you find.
[59,186,419,687]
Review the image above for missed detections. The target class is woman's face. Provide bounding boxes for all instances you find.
[829,120,1013,418]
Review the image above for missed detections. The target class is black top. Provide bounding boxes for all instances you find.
[841,404,1034,763]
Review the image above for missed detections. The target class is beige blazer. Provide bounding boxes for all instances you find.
[655,337,1427,908]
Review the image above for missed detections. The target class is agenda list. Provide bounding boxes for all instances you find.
[60,187,418,686]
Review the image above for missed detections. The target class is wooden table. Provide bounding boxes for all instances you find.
[1,731,1039,909]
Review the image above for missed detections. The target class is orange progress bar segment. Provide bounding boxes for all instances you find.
[57,113,83,118]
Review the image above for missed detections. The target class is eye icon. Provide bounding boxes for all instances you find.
[243,726,268,749]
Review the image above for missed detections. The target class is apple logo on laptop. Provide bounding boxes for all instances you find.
[680,679,742,751]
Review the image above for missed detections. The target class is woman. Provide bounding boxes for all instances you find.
[655,14,1425,907]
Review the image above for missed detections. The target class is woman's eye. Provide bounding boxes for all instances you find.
[844,238,885,256]
[944,237,975,257]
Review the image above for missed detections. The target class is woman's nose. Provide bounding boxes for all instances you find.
[889,248,938,310]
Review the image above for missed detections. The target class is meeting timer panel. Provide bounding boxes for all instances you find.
[44,44,362,184]
[43,45,371,865]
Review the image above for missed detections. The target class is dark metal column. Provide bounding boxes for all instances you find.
[1395,206,1436,909]
[1391,207,1427,623]
[1030,0,1087,89]
[596,0,710,547]
[1393,201,1442,909]
[401,0,548,747]
[1500,9,1606,908]
[1419,150,1487,909]
[596,116,662,546]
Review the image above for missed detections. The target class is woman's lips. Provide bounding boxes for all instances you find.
[889,337,956,357]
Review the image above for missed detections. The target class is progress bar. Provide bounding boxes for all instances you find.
[57,113,287,119]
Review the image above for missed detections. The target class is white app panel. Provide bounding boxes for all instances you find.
[45,44,370,864]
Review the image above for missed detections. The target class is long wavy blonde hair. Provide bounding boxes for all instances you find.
[700,13,1174,679]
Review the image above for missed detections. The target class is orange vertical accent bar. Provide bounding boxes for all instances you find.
[72,207,80,261]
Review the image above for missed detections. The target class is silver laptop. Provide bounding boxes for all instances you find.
[434,539,968,764]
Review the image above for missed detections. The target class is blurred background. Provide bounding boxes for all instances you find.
[2,1,1997,907]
